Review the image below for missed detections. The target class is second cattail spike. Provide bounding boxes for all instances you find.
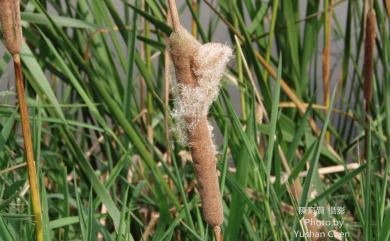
[0,0,22,55]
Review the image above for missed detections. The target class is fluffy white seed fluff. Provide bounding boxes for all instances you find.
[173,43,233,144]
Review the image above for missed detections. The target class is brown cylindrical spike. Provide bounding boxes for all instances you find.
[188,118,223,226]
[0,0,22,55]
[169,29,224,227]
[363,9,376,112]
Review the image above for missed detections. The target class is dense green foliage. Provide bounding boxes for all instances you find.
[1,0,390,240]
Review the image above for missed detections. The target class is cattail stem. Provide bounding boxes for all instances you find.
[14,54,44,241]
[167,0,181,32]
[164,8,173,188]
[323,0,332,141]
[213,226,223,241]
[323,0,332,107]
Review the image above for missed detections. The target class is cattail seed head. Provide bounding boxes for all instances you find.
[0,0,22,55]
[169,28,232,227]
[363,9,376,110]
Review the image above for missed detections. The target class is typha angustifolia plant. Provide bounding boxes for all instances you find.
[0,0,43,240]
[167,0,232,240]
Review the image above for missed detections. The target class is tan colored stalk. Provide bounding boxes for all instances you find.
[168,1,230,239]
[164,9,173,187]
[141,212,160,241]
[0,1,43,241]
[14,56,44,241]
[323,0,332,111]
[279,102,355,119]
[323,0,332,141]
[168,0,181,33]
